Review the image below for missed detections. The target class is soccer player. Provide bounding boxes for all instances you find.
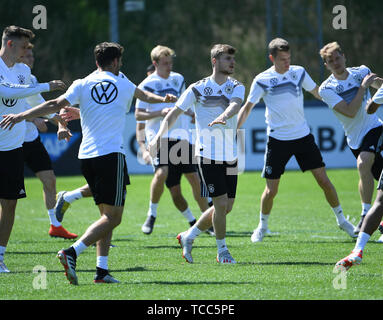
[237,38,355,243]
[135,45,210,235]
[1,42,177,283]
[20,45,77,239]
[318,42,383,234]
[335,85,383,270]
[148,44,245,264]
[0,25,66,273]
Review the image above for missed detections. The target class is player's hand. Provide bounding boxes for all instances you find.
[48,80,67,92]
[361,73,377,89]
[160,107,171,117]
[147,139,159,158]
[163,94,177,103]
[33,117,48,132]
[141,150,152,165]
[57,126,73,142]
[60,106,80,121]
[208,114,227,127]
[0,113,24,130]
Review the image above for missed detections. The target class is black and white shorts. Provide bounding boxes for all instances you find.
[350,125,383,181]
[23,136,52,173]
[262,134,325,179]
[197,157,238,198]
[0,147,26,200]
[81,152,130,206]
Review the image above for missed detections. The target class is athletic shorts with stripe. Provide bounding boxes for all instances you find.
[350,125,383,181]
[262,133,325,179]
[0,147,26,200]
[81,152,130,206]
[197,156,238,198]
[23,136,52,173]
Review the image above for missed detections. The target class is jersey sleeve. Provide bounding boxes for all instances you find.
[318,86,343,109]
[61,79,83,106]
[302,70,317,92]
[247,78,265,105]
[0,81,50,99]
[232,84,245,102]
[372,86,383,105]
[175,85,196,112]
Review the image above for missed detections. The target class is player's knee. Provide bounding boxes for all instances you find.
[358,154,374,173]
[264,186,277,199]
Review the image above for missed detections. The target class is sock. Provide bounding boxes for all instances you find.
[63,189,83,204]
[71,240,88,257]
[354,232,370,251]
[180,207,195,222]
[148,201,158,218]
[361,203,371,216]
[216,238,227,254]
[48,209,61,227]
[0,246,5,261]
[259,212,269,230]
[186,224,202,240]
[96,256,108,270]
[96,266,109,277]
[332,205,346,225]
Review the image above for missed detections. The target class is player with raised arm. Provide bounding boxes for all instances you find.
[318,42,383,234]
[0,25,66,273]
[1,42,176,283]
[237,38,355,244]
[148,44,245,264]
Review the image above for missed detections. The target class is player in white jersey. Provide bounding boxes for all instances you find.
[335,85,383,270]
[20,45,77,239]
[135,45,210,235]
[318,42,383,234]
[237,38,355,244]
[148,44,245,264]
[0,26,66,273]
[1,42,176,284]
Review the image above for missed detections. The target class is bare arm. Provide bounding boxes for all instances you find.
[135,122,151,164]
[309,85,322,100]
[208,97,243,126]
[237,100,255,129]
[134,87,177,104]
[135,107,171,121]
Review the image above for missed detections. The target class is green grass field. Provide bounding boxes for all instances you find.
[1,169,383,300]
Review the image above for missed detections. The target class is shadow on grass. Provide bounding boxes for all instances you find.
[238,261,333,266]
[8,266,149,274]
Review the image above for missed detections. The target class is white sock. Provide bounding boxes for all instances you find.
[180,207,195,222]
[332,205,346,225]
[48,209,61,227]
[216,238,227,254]
[361,203,371,216]
[186,224,202,240]
[148,201,158,218]
[97,256,108,270]
[0,246,5,261]
[72,240,88,257]
[259,212,269,230]
[354,232,370,251]
[63,189,83,204]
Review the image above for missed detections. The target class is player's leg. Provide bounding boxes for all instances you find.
[184,171,210,212]
[0,199,17,273]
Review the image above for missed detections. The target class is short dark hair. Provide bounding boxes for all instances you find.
[211,44,236,60]
[2,25,35,43]
[94,42,124,68]
[268,38,290,57]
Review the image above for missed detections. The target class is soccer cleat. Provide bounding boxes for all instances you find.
[335,249,363,271]
[338,220,358,238]
[216,250,236,264]
[0,261,10,273]
[378,222,383,234]
[49,225,78,239]
[141,215,156,234]
[57,249,78,285]
[54,191,70,223]
[250,226,267,243]
[354,215,365,235]
[378,234,383,243]
[94,273,120,284]
[176,231,194,263]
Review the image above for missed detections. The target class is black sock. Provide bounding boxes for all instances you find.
[96,267,109,277]
[65,247,77,259]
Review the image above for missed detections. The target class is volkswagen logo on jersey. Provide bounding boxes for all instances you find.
[270,78,278,86]
[204,87,213,96]
[155,82,163,91]
[2,97,17,107]
[335,84,344,93]
[91,81,118,105]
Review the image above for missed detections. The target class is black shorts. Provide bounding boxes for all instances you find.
[350,125,383,181]
[197,157,238,198]
[81,152,130,206]
[262,134,325,179]
[0,147,26,200]
[23,136,52,173]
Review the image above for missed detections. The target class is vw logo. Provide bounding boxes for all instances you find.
[270,78,278,86]
[335,84,344,93]
[91,81,118,105]
[2,98,17,107]
[204,87,213,96]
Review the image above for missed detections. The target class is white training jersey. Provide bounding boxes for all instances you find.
[176,76,245,161]
[319,65,382,149]
[0,58,50,151]
[247,65,317,141]
[135,71,191,143]
[372,85,383,105]
[61,70,136,159]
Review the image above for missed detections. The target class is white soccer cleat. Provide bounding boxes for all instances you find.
[0,261,10,273]
[216,250,236,264]
[335,249,363,271]
[176,231,194,263]
[251,226,267,243]
[338,220,358,238]
[377,234,383,243]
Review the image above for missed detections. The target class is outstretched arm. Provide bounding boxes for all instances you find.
[208,97,243,126]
